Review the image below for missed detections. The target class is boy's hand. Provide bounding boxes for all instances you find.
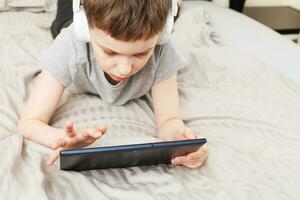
[170,128,208,169]
[156,119,208,169]
[47,120,107,166]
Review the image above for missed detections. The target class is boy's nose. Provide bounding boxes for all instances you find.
[118,64,132,76]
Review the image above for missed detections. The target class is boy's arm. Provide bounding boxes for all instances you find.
[16,69,66,148]
[151,72,185,140]
[151,72,209,168]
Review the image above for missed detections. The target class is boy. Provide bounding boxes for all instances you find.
[16,0,208,168]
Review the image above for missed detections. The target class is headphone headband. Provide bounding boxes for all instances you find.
[171,0,178,17]
[73,0,177,44]
[72,0,81,13]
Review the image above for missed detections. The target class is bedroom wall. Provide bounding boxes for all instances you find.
[290,0,300,9]
[211,0,300,10]
[245,0,300,9]
[245,0,291,6]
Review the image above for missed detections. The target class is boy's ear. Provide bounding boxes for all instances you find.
[73,0,90,42]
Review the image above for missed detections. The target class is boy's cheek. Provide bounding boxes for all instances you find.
[95,56,113,71]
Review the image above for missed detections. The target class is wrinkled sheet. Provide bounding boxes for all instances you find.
[1,4,300,200]
[0,0,56,12]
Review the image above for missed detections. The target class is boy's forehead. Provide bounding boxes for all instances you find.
[90,28,158,54]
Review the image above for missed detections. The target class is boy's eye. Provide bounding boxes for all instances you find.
[104,51,117,56]
[103,49,150,57]
[134,52,148,58]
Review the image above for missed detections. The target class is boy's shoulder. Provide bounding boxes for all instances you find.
[55,23,88,61]
[57,23,76,44]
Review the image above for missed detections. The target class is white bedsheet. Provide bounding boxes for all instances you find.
[1,2,300,200]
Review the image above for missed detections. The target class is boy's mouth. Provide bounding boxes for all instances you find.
[110,74,128,81]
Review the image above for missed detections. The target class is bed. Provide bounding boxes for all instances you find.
[1,0,300,199]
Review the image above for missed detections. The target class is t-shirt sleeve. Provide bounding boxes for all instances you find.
[38,27,73,88]
[153,40,186,85]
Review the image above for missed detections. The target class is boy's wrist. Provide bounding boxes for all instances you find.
[157,117,184,129]
[156,118,185,141]
[17,118,67,149]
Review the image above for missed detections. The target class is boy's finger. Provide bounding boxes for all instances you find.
[86,131,99,139]
[181,154,202,167]
[174,133,186,141]
[47,149,60,166]
[186,146,208,165]
[186,151,201,161]
[184,155,205,168]
[67,133,89,145]
[183,132,196,140]
[97,125,107,134]
[52,138,66,149]
[183,161,203,169]
[198,145,209,162]
[65,120,76,137]
[81,132,89,138]
[47,154,58,166]
[89,131,102,139]
[86,126,107,139]
[172,155,187,165]
[171,158,179,165]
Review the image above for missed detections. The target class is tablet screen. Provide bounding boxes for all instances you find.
[60,138,207,171]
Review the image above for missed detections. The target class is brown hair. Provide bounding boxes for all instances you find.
[83,0,171,41]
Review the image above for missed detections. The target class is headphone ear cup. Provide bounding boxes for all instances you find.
[73,8,90,42]
[157,0,177,45]
[157,31,169,45]
[157,15,174,45]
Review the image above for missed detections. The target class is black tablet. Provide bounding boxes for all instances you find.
[60,138,207,171]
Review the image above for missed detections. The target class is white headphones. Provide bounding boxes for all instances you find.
[73,0,178,45]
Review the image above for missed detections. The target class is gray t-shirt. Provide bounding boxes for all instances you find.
[39,24,185,105]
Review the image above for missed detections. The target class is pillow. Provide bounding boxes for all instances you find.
[173,6,217,49]
[182,0,300,86]
[0,0,57,12]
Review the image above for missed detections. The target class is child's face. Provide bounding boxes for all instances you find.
[90,28,159,82]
